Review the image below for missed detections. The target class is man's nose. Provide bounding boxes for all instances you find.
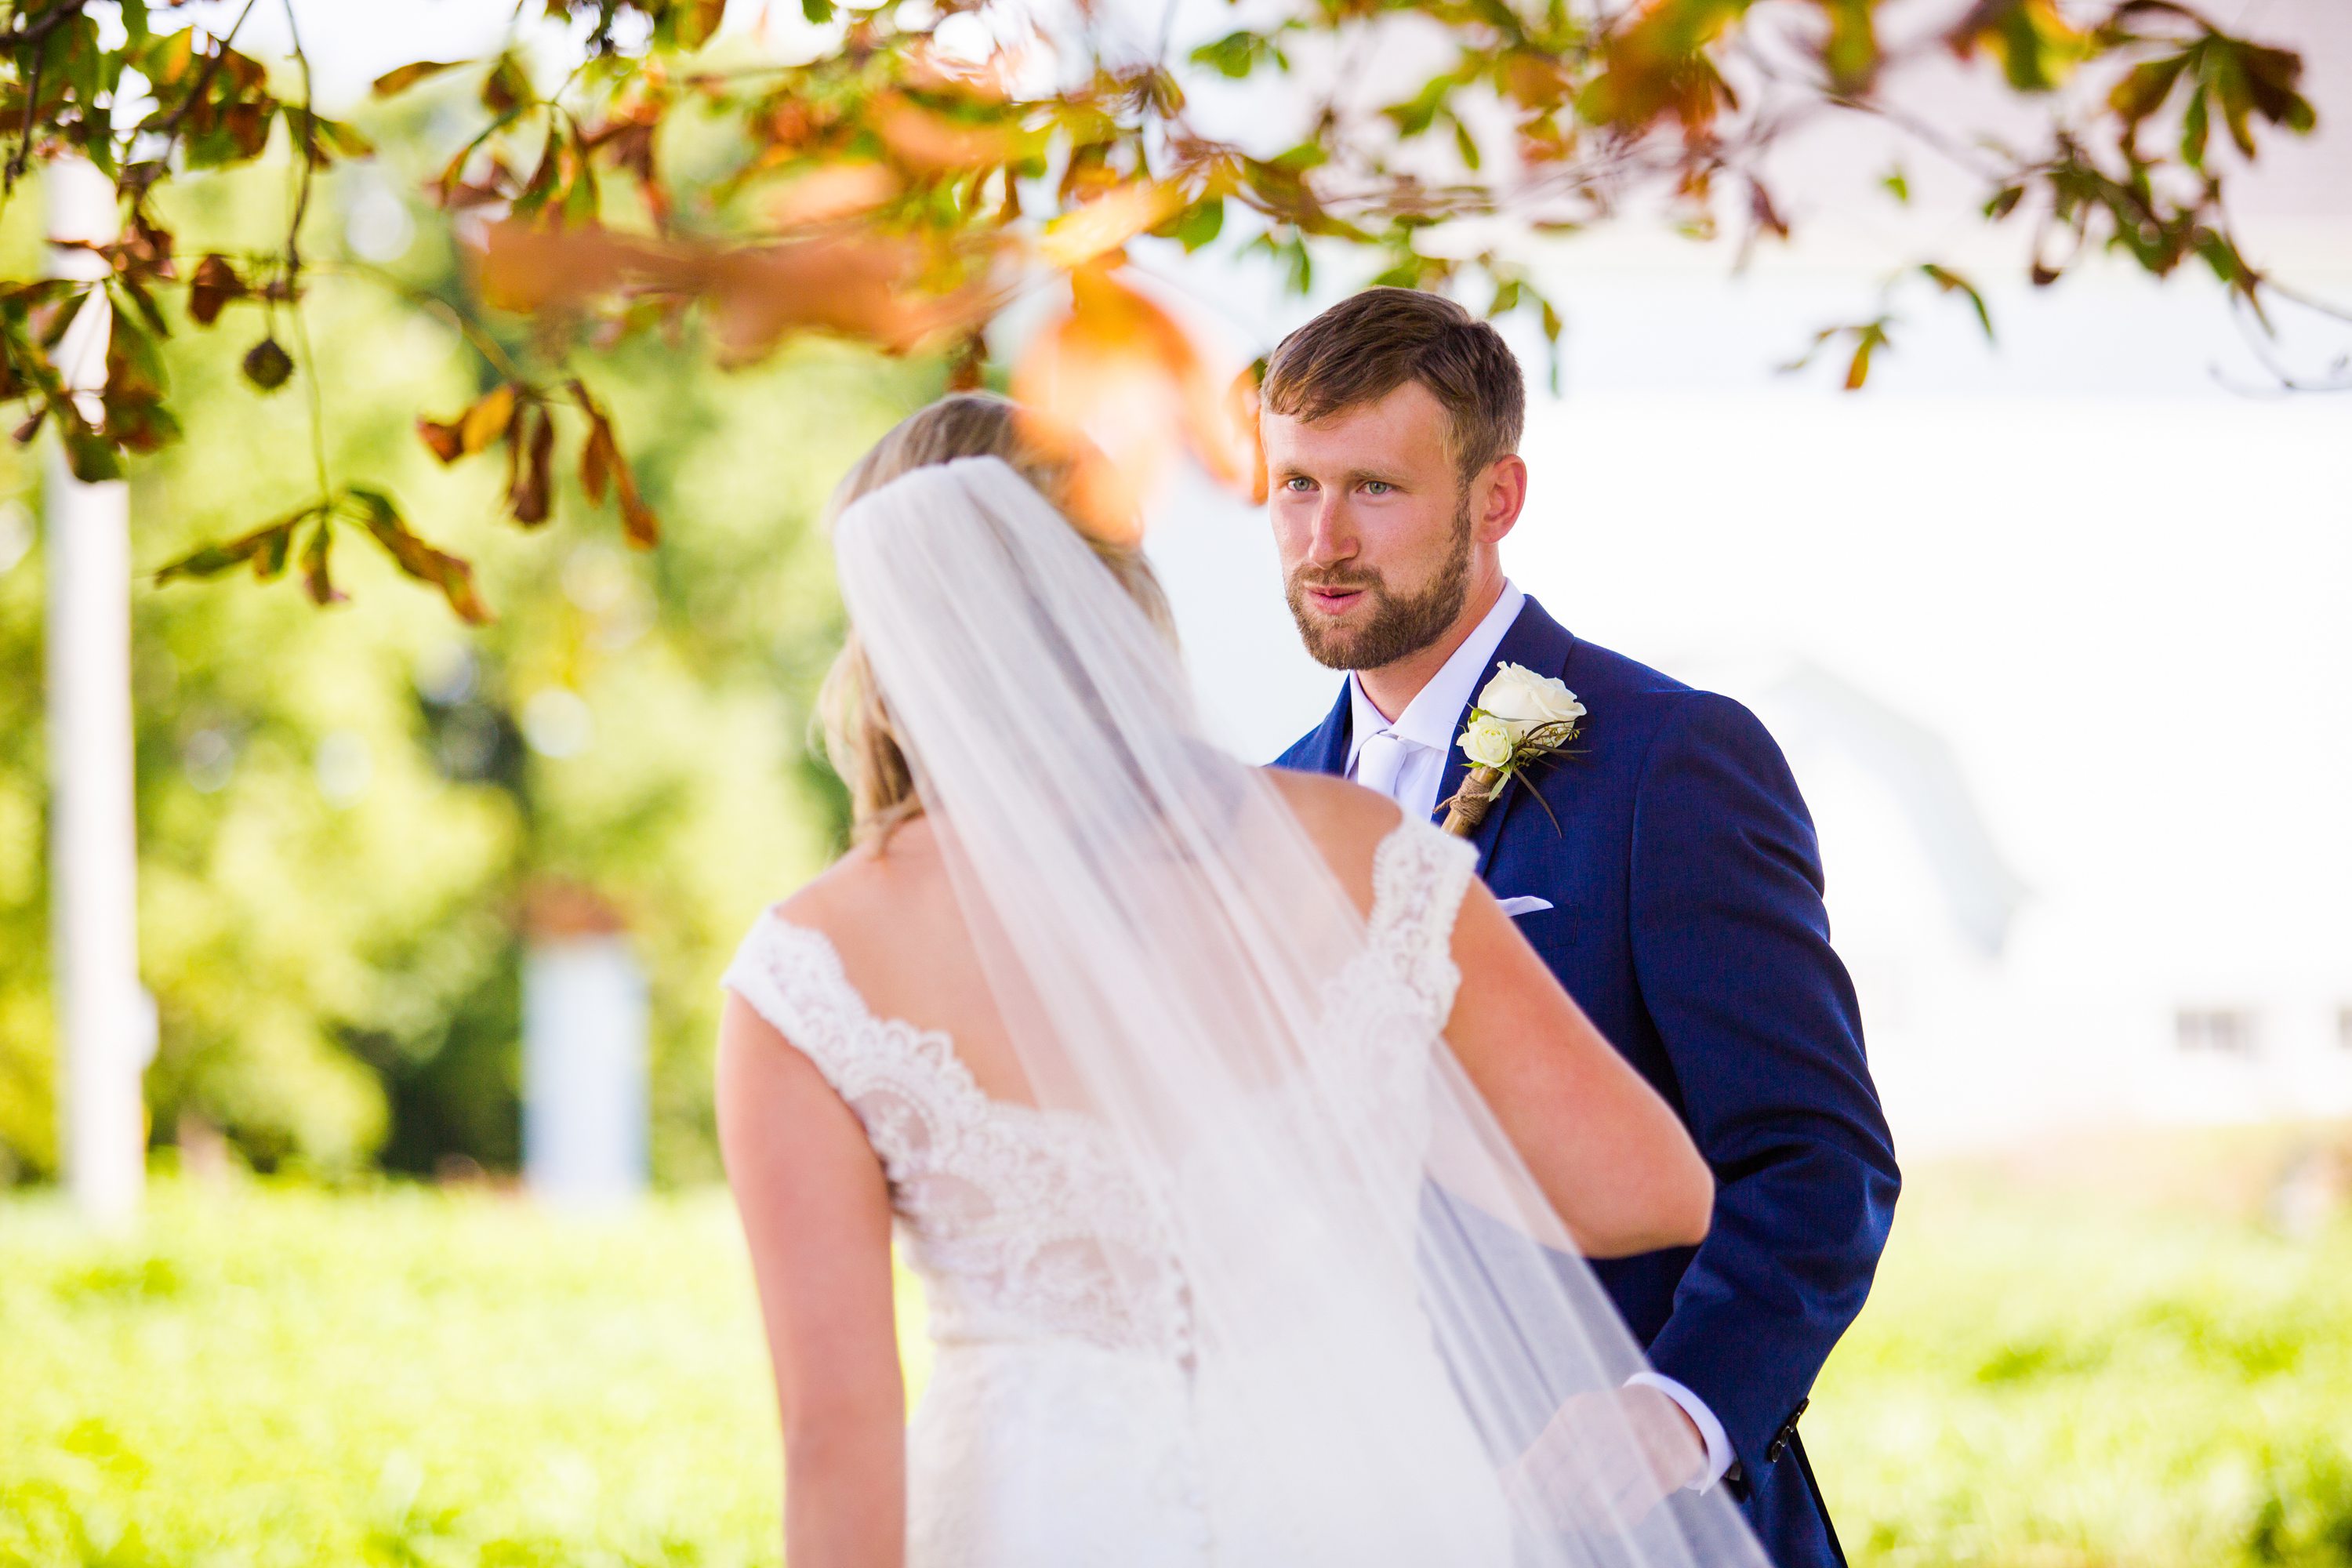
[1304,492,1354,567]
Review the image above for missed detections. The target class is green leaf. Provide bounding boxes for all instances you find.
[1780,316,1892,386]
[1920,263,1994,341]
[2180,83,2210,169]
[1819,0,1878,90]
[300,519,345,606]
[1190,30,1270,79]
[151,543,250,582]
[1169,198,1224,252]
[106,311,170,401]
[562,134,601,226]
[63,423,122,483]
[37,287,94,352]
[1452,113,1482,172]
[1780,325,1838,376]
[2109,52,2189,130]
[312,117,376,158]
[255,520,294,580]
[1279,233,1312,293]
[103,389,180,454]
[482,54,534,116]
[347,488,492,624]
[670,0,728,49]
[61,13,107,111]
[1383,75,1452,140]
[152,511,310,587]
[1844,327,1882,390]
[372,60,466,97]
[114,274,170,341]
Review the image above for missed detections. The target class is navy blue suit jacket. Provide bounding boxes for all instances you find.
[1274,596,1900,1568]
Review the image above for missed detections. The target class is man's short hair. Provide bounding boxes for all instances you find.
[1261,288,1526,481]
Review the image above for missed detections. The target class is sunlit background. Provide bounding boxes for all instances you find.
[2,2,2347,1566]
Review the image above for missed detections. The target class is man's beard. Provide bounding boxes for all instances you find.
[1286,497,1474,673]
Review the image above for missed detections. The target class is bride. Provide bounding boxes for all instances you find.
[715,394,1770,1568]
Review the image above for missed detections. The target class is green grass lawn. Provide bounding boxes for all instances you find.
[1806,1151,2352,1568]
[2,1149,2347,1567]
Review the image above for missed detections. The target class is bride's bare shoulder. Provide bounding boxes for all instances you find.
[769,817,944,937]
[1262,768,1406,912]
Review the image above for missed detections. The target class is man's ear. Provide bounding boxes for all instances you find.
[1475,454,1530,543]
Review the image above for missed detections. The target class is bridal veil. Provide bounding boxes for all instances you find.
[830,454,1770,1568]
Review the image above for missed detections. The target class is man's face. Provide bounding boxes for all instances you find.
[1265,379,1472,673]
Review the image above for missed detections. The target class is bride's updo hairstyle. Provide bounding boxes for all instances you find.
[817,392,1177,846]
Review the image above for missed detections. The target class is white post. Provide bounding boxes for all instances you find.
[522,931,650,1210]
[45,155,144,1222]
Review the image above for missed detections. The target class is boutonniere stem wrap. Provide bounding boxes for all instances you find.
[1439,662,1587,837]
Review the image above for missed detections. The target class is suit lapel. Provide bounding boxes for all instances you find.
[1296,681,1353,777]
[1432,595,1579,875]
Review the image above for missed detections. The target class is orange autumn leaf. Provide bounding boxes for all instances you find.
[474,222,671,314]
[763,161,903,227]
[698,234,1005,362]
[1036,181,1187,270]
[1010,267,1257,539]
[900,42,1020,103]
[1224,364,1269,505]
[474,220,1004,360]
[459,383,517,454]
[870,92,1034,174]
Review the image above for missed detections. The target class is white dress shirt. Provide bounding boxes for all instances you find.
[1341,579,1735,1494]
[1344,582,1526,821]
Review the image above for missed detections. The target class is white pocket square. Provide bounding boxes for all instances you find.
[1496,896,1554,918]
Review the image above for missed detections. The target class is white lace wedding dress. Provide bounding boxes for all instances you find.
[720,815,1510,1567]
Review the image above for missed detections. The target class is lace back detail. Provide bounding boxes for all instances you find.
[717,817,1475,1367]
[722,916,1189,1358]
[1366,814,1478,1026]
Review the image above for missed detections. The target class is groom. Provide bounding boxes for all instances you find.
[1267,289,1900,1568]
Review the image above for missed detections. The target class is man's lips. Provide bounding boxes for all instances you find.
[1301,584,1369,615]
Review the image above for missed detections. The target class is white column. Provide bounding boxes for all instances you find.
[522,932,649,1209]
[45,155,143,1222]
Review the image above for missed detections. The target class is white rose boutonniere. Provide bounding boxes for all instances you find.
[1460,712,1519,771]
[1441,662,1587,837]
[1479,662,1588,731]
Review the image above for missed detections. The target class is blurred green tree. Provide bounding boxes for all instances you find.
[0,117,926,1179]
[0,0,2330,1181]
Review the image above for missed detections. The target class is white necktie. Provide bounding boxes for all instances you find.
[1353,730,1415,805]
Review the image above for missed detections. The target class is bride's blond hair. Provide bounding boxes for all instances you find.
[817,393,1177,846]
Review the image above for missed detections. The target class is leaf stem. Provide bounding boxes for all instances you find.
[292,283,331,503]
[281,0,316,275]
[316,258,536,389]
[134,0,263,181]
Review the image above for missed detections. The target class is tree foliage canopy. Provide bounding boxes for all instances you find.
[0,0,2325,618]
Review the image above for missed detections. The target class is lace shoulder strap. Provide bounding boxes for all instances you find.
[720,913,986,1182]
[1367,814,1479,1025]
[720,913,873,1090]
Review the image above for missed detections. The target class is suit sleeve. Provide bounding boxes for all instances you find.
[1627,691,1900,1483]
